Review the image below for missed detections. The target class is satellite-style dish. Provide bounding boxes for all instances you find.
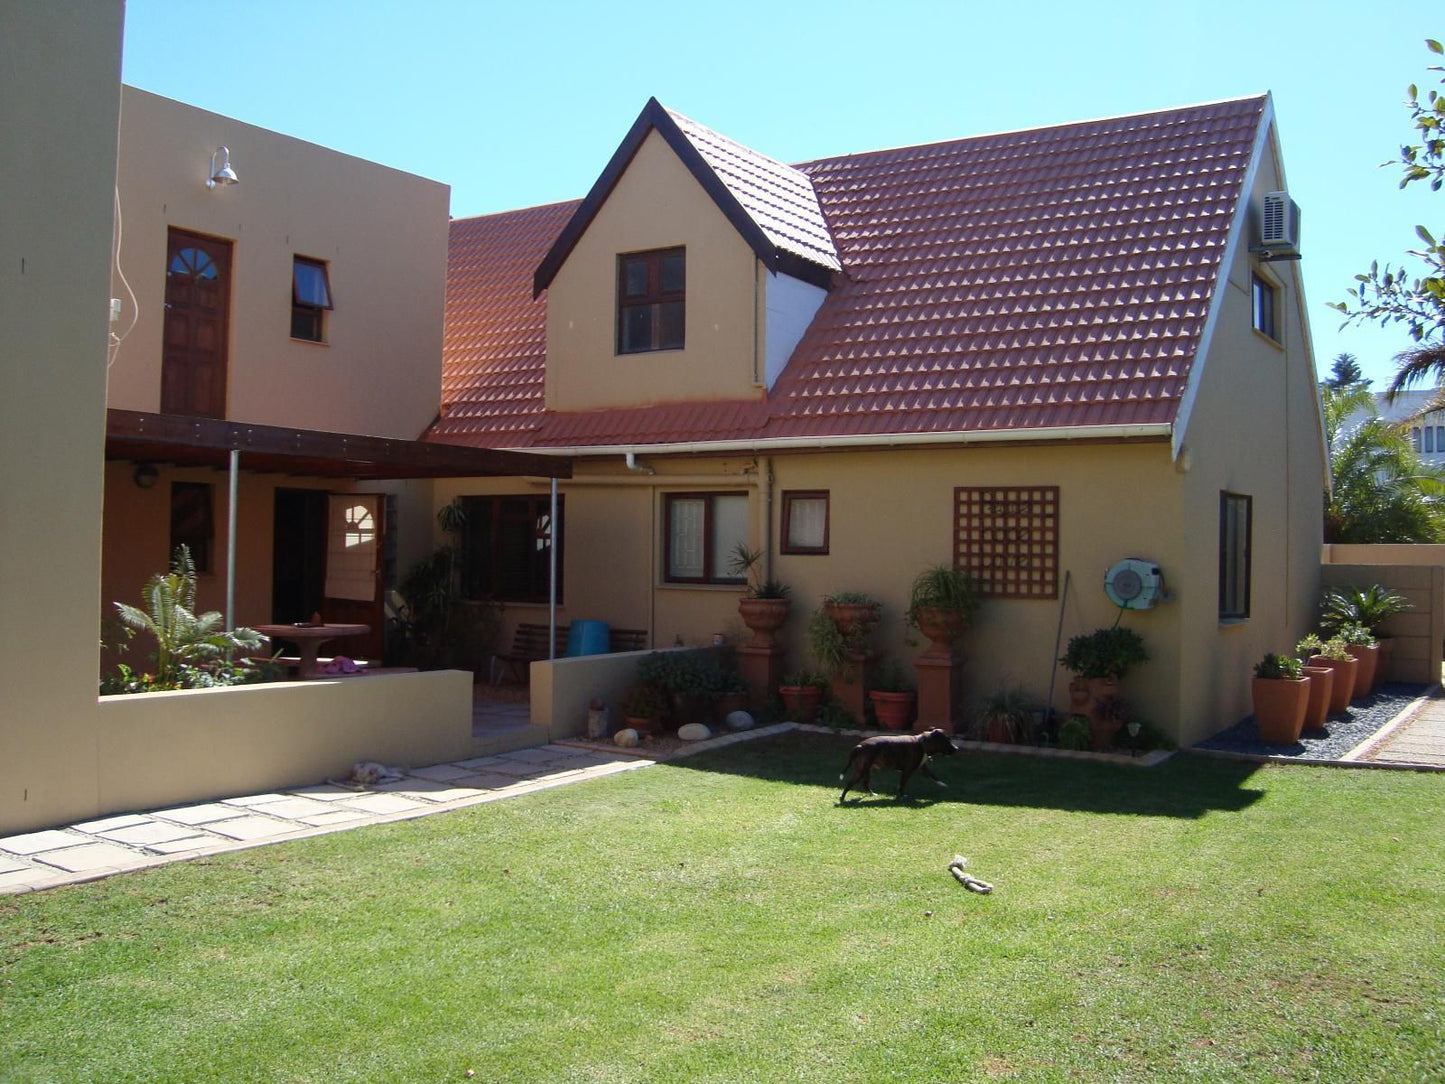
[1104,558,1164,610]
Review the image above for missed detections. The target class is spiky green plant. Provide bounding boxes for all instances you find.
[1321,583,1414,636]
[113,546,263,687]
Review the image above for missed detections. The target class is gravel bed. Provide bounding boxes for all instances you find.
[1194,682,1428,759]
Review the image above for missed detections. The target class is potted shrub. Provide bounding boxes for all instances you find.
[710,668,751,725]
[807,607,851,682]
[778,670,825,724]
[1300,634,1358,714]
[1338,622,1380,698]
[1089,694,1133,751]
[1293,635,1334,733]
[822,591,881,643]
[972,684,1034,745]
[1322,584,1411,688]
[1059,626,1148,706]
[621,683,668,736]
[906,565,981,659]
[1057,715,1092,751]
[1252,652,1308,744]
[637,651,714,729]
[867,659,915,731]
[728,544,791,648]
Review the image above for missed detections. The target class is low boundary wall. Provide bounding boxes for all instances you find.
[530,648,720,739]
[1318,553,1445,684]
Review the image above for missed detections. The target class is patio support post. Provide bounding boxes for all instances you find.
[548,477,558,661]
[225,447,238,629]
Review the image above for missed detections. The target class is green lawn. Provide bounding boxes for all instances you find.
[2,733,1443,1083]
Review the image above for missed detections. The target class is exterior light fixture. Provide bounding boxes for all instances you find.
[207,145,238,189]
[132,463,159,489]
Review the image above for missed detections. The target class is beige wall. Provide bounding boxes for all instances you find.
[543,131,765,410]
[1172,120,1326,743]
[96,671,473,816]
[1319,564,1444,684]
[0,1,124,834]
[108,87,449,439]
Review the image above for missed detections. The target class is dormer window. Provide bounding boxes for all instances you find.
[617,247,684,353]
[292,256,333,342]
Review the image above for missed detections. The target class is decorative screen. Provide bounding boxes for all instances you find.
[954,487,1059,599]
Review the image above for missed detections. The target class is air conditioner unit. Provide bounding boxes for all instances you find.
[1258,191,1302,255]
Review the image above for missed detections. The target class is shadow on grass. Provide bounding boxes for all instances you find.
[668,730,1266,819]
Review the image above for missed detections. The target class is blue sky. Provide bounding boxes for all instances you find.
[121,0,1438,388]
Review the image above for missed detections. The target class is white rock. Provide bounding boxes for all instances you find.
[613,728,640,748]
[725,710,755,731]
[677,723,712,742]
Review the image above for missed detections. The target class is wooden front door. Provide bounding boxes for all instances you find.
[321,493,386,660]
[162,228,231,418]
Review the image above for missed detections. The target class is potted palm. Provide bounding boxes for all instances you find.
[1321,584,1411,685]
[1293,635,1334,732]
[1252,652,1308,744]
[867,659,915,731]
[906,565,981,659]
[1299,634,1358,714]
[728,544,791,649]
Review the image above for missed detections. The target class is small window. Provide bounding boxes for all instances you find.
[1251,272,1277,341]
[781,491,830,555]
[292,256,333,342]
[664,492,747,584]
[1428,428,1436,454]
[1219,492,1252,621]
[170,481,214,573]
[1412,427,1422,452]
[1435,426,1443,453]
[617,247,684,354]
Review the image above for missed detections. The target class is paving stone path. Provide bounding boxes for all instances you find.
[0,743,656,895]
[1356,689,1445,768]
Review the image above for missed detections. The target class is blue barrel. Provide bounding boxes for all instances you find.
[567,619,611,658]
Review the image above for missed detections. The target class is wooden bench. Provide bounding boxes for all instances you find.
[491,622,649,684]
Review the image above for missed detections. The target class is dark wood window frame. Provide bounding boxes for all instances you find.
[617,246,685,354]
[170,481,215,574]
[458,494,563,605]
[1251,271,1277,342]
[292,255,334,343]
[1219,491,1252,621]
[663,491,747,585]
[780,490,830,555]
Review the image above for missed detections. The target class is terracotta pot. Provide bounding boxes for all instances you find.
[1088,715,1123,751]
[712,691,750,725]
[1067,677,1118,712]
[624,715,659,736]
[824,600,880,641]
[1300,666,1333,732]
[737,597,790,649]
[913,605,964,660]
[779,684,822,725]
[869,690,915,731]
[1345,643,1379,698]
[1252,676,1309,744]
[985,715,1025,744]
[1307,654,1358,714]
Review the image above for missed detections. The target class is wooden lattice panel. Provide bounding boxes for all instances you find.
[954,487,1059,599]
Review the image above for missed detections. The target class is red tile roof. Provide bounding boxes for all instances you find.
[431,96,1267,450]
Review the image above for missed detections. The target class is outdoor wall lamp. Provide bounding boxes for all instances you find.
[207,145,238,189]
[132,463,159,489]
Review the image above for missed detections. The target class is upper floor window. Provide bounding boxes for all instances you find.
[292,256,333,342]
[1251,272,1277,342]
[617,247,684,354]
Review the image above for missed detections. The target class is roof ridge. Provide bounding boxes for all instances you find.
[450,197,581,223]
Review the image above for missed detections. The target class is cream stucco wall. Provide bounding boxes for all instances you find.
[543,131,766,410]
[1172,121,1325,743]
[108,87,449,439]
[0,0,124,834]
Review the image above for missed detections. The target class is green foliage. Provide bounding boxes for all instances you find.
[727,544,791,600]
[1059,626,1148,681]
[1296,633,1327,657]
[1332,39,1445,355]
[637,650,719,695]
[1321,384,1445,543]
[905,564,981,635]
[1254,652,1304,680]
[869,658,912,694]
[807,607,850,680]
[971,684,1035,743]
[1057,715,1092,750]
[813,699,858,730]
[1325,351,1367,389]
[1318,636,1354,661]
[106,545,265,692]
[1320,583,1413,636]
[1337,622,1377,647]
[823,591,878,606]
[781,669,826,689]
[620,683,668,720]
[391,503,501,670]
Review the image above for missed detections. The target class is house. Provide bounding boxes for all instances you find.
[1341,389,1445,463]
[429,96,1329,746]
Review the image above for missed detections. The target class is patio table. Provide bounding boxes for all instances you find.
[253,623,371,679]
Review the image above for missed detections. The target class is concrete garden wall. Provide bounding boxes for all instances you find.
[530,647,721,739]
[1318,560,1445,685]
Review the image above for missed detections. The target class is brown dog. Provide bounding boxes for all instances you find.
[839,728,956,801]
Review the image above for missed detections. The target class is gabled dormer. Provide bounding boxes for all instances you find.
[533,99,838,412]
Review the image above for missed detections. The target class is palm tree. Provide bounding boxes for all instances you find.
[1322,384,1445,543]
[1387,342,1445,412]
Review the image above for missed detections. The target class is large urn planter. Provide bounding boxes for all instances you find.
[738,597,790,649]
[1301,666,1334,732]
[779,683,822,725]
[869,690,916,732]
[1252,676,1309,744]
[1066,678,1121,750]
[1344,643,1380,698]
[1308,654,1358,714]
[824,599,880,641]
[913,605,965,660]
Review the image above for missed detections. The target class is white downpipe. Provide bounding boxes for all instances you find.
[226,448,238,629]
[549,477,558,661]
[624,451,654,474]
